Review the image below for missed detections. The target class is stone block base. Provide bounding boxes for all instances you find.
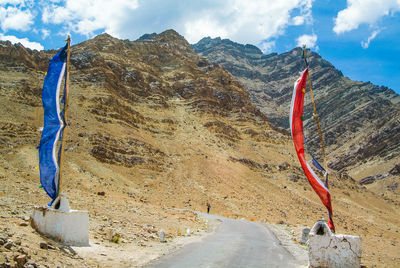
[31,194,89,246]
[308,220,361,268]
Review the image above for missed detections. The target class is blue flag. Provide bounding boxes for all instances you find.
[38,44,67,202]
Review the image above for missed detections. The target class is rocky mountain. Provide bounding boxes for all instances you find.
[193,37,400,186]
[0,30,399,266]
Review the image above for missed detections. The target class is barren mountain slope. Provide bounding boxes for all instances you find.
[0,31,399,267]
[193,37,400,189]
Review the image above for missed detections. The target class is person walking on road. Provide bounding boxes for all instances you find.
[207,202,211,214]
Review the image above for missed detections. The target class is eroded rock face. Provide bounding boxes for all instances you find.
[193,37,400,178]
[0,30,274,170]
[89,133,165,168]
[0,31,399,268]
[389,165,400,175]
[359,173,389,185]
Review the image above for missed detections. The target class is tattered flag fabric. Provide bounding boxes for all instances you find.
[38,44,67,202]
[289,68,335,232]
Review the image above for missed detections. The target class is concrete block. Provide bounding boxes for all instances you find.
[31,194,89,246]
[308,220,362,268]
[159,230,165,243]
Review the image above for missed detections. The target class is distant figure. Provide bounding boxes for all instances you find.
[207,202,211,214]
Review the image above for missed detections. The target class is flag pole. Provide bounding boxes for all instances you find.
[302,45,328,171]
[57,35,71,197]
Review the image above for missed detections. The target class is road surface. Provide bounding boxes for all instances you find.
[145,213,305,268]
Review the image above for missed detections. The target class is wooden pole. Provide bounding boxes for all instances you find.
[302,46,328,171]
[57,35,71,197]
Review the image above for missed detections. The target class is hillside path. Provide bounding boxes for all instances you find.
[145,212,306,268]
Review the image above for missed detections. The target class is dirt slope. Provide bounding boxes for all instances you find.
[0,31,399,267]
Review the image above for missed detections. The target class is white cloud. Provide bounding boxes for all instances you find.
[182,0,314,44]
[292,16,305,25]
[185,16,228,43]
[42,0,139,37]
[0,0,25,5]
[0,5,34,31]
[361,29,380,49]
[296,33,317,48]
[0,33,44,50]
[259,41,276,53]
[333,0,400,34]
[40,0,314,45]
[41,28,50,39]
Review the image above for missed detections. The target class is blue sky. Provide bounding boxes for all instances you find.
[0,0,399,93]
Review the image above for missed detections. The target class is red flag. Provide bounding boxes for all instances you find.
[289,68,335,232]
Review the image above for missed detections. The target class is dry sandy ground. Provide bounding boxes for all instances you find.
[0,174,208,267]
[1,189,309,268]
[1,169,400,268]
[0,81,399,267]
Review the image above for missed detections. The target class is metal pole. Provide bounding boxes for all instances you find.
[58,35,71,197]
[302,46,328,171]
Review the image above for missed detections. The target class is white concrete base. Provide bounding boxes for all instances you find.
[31,193,89,246]
[308,220,362,268]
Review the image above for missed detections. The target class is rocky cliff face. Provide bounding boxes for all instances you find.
[193,37,400,184]
[0,31,399,267]
[0,29,299,226]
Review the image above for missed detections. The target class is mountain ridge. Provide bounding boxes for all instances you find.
[0,30,399,267]
[193,36,400,184]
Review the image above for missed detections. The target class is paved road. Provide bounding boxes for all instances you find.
[145,213,303,268]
